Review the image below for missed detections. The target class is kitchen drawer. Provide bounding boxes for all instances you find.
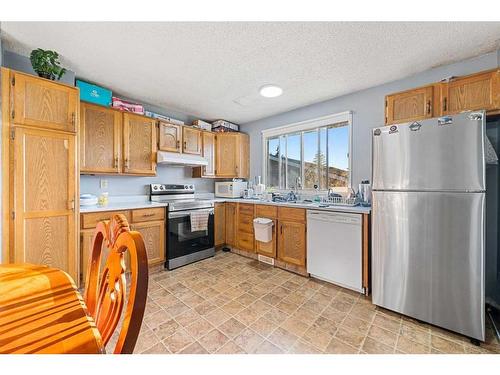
[237,232,255,252]
[131,207,165,223]
[238,214,254,234]
[278,207,306,222]
[255,204,277,218]
[238,203,255,216]
[81,210,131,229]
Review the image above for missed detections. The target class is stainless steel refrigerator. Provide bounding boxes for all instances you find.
[372,111,486,341]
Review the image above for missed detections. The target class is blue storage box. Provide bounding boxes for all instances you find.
[76,80,112,106]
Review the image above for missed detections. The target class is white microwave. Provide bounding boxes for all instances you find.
[215,181,247,198]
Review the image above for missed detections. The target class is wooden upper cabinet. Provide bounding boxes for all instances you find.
[80,102,122,174]
[385,85,435,125]
[239,133,250,179]
[11,72,78,132]
[12,126,78,281]
[442,70,500,115]
[215,133,249,178]
[122,113,157,175]
[202,131,216,176]
[158,122,182,152]
[216,133,238,177]
[182,127,202,155]
[278,220,306,267]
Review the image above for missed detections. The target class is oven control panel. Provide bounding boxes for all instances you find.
[150,184,195,194]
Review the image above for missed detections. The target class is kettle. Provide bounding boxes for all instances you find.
[358,180,372,206]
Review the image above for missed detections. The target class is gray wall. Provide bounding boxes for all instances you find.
[80,166,215,197]
[241,51,500,189]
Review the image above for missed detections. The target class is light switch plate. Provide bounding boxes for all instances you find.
[100,179,108,189]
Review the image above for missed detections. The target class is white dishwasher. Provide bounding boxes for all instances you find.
[307,210,363,293]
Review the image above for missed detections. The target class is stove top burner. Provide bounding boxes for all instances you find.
[149,184,213,211]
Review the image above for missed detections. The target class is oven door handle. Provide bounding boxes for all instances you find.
[168,209,214,219]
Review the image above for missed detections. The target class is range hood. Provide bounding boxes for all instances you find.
[157,151,208,166]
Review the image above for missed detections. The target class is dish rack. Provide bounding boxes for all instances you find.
[320,196,358,207]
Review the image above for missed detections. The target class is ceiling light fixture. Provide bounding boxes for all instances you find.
[259,84,283,98]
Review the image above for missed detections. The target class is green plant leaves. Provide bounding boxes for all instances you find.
[29,48,67,80]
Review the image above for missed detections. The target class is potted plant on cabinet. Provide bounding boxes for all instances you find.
[29,48,67,80]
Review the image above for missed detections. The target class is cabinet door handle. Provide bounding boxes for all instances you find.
[184,141,187,149]
[443,97,447,112]
[280,224,283,235]
[114,157,119,169]
[426,100,431,115]
[71,113,76,126]
[68,199,75,211]
[176,140,180,149]
[124,158,130,169]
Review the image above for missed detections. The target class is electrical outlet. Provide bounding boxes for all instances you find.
[100,179,108,189]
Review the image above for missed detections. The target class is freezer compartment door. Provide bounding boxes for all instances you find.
[372,191,485,340]
[372,111,485,191]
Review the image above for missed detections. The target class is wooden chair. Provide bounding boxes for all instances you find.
[83,214,149,354]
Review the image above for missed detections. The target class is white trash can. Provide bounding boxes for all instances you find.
[253,217,273,243]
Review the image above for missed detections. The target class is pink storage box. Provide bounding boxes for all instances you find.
[111,97,145,114]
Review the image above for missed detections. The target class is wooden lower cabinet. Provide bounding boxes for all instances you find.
[255,205,277,258]
[130,220,165,266]
[237,203,255,252]
[277,220,306,267]
[80,228,111,286]
[11,127,78,282]
[225,203,237,247]
[214,202,226,247]
[229,204,306,268]
[255,218,277,258]
[80,207,166,287]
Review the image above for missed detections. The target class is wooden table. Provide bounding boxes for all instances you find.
[0,264,104,354]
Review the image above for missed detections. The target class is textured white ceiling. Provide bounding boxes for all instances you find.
[2,22,500,123]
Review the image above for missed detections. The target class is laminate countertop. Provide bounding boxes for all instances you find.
[213,198,371,214]
[80,197,370,215]
[80,201,169,213]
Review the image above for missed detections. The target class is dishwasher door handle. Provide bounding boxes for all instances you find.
[308,211,362,225]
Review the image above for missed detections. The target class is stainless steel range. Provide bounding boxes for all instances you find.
[150,184,214,270]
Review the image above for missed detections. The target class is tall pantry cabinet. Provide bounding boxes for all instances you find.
[1,68,79,281]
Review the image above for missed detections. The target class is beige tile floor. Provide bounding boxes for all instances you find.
[108,251,500,354]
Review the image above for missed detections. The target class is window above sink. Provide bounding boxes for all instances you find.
[262,111,352,193]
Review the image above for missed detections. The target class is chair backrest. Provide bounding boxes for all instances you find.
[83,214,149,354]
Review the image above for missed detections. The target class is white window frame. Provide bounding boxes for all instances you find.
[261,111,353,191]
